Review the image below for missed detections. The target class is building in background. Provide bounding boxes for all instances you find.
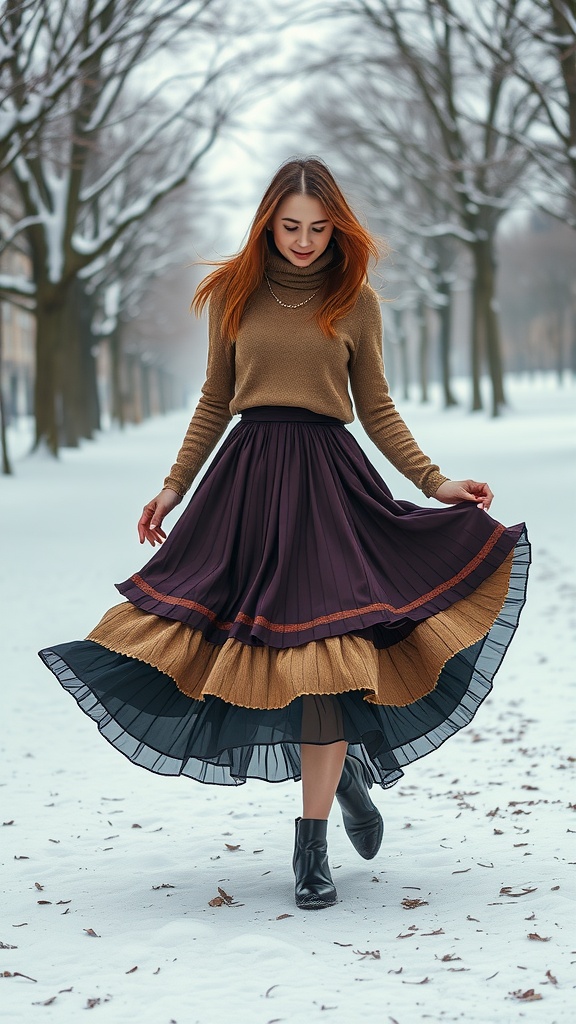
[0,227,36,423]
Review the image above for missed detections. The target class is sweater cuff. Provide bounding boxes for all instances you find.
[422,471,450,499]
[162,475,188,498]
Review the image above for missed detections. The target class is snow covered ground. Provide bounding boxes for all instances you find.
[1,374,575,1024]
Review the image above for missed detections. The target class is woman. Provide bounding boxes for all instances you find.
[39,157,530,911]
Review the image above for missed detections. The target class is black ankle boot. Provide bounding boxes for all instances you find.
[335,755,384,860]
[293,817,338,910]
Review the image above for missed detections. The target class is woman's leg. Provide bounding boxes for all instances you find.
[301,740,348,818]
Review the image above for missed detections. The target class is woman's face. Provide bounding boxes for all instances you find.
[269,193,334,267]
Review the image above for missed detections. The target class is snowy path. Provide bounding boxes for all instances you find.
[1,376,575,1024]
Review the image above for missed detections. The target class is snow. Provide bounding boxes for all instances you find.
[0,274,36,297]
[1,374,575,1022]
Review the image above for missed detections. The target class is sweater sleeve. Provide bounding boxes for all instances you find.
[349,286,449,499]
[163,289,235,496]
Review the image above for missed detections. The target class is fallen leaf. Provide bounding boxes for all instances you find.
[402,976,430,985]
[151,884,175,890]
[525,912,536,921]
[527,933,550,942]
[401,897,429,909]
[452,868,471,874]
[437,954,461,962]
[56,900,71,905]
[467,916,480,922]
[34,883,44,891]
[2,821,15,826]
[354,949,381,960]
[253,849,264,853]
[131,824,142,829]
[276,914,293,920]
[551,885,560,891]
[225,843,241,851]
[0,942,18,949]
[14,856,29,860]
[371,876,380,882]
[334,942,353,947]
[83,928,100,938]
[11,923,28,928]
[1,971,37,982]
[125,966,138,974]
[397,931,416,939]
[32,996,57,1006]
[37,900,52,905]
[509,989,542,1002]
[545,970,558,986]
[388,968,403,975]
[421,928,445,936]
[499,886,537,897]
[493,829,504,835]
[208,886,237,907]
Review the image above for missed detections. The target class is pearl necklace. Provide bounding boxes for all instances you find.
[264,274,319,309]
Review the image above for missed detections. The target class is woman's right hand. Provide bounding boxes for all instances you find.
[138,488,182,546]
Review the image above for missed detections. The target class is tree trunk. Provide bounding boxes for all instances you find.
[0,313,13,475]
[55,281,100,446]
[471,239,507,416]
[470,272,484,412]
[554,309,564,384]
[76,283,100,438]
[437,278,458,408]
[417,296,429,403]
[59,285,82,447]
[393,307,410,400]
[34,287,63,454]
[109,327,125,427]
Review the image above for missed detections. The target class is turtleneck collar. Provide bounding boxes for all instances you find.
[264,243,335,292]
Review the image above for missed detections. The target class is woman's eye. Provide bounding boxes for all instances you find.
[312,227,325,234]
[284,226,298,232]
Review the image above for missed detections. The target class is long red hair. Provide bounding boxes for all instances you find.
[192,157,381,339]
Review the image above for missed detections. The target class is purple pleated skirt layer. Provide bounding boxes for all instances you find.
[39,406,530,787]
[117,407,523,648]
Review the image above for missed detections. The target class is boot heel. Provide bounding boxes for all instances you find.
[336,755,384,860]
[293,817,338,910]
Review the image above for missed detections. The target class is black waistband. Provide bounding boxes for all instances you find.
[240,406,344,425]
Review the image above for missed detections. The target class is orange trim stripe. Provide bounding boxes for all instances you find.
[129,523,506,633]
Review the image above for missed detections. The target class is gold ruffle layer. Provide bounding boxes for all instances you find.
[87,552,513,710]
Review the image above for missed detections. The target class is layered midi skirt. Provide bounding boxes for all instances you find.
[39,407,530,787]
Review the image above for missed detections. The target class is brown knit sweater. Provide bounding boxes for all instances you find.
[163,247,449,499]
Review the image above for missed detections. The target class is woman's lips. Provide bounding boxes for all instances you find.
[291,250,314,259]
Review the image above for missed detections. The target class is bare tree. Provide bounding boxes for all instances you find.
[300,0,538,414]
[0,0,258,453]
[449,1,576,224]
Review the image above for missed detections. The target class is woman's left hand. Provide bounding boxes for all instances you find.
[434,479,494,511]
